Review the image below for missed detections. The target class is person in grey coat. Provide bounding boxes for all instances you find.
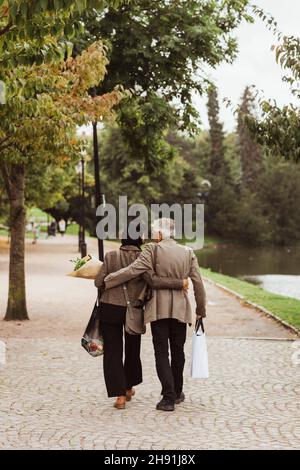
[95,232,188,410]
[104,218,206,411]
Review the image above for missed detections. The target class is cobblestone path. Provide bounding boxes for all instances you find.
[0,236,299,449]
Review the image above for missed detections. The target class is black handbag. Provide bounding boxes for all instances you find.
[81,298,104,357]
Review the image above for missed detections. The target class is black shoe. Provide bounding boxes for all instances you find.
[175,392,185,404]
[156,399,175,411]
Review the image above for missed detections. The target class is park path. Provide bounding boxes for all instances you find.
[0,235,299,449]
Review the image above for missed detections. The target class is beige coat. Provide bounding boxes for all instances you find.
[95,245,184,333]
[105,239,206,325]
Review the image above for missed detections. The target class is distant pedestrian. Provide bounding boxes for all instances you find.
[58,219,66,236]
[47,221,57,238]
[32,222,40,245]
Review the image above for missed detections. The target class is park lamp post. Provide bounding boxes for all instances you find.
[77,122,105,262]
[75,161,82,252]
[75,149,87,258]
[92,120,104,262]
[80,148,87,258]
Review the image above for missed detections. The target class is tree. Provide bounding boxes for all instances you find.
[247,8,300,162]
[224,132,242,185]
[0,1,126,40]
[238,86,262,189]
[166,131,206,203]
[0,1,128,76]
[43,126,190,237]
[25,162,74,213]
[77,0,253,170]
[207,86,226,177]
[0,1,127,321]
[42,162,96,234]
[0,42,125,320]
[257,158,300,245]
[205,85,237,236]
[99,126,187,206]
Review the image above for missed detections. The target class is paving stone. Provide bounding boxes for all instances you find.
[0,336,299,449]
[0,236,299,449]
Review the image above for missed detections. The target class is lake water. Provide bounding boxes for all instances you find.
[196,243,300,300]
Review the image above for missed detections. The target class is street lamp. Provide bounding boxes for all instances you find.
[75,161,82,252]
[92,120,104,261]
[77,122,105,262]
[80,149,87,258]
[75,148,87,258]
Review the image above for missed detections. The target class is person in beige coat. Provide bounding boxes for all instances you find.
[95,232,187,410]
[104,218,206,411]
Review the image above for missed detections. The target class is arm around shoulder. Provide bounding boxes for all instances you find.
[104,244,154,289]
[142,271,183,290]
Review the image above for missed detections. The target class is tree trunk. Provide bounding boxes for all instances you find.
[4,163,29,320]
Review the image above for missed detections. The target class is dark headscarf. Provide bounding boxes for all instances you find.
[121,227,143,249]
[121,236,143,249]
[120,219,144,249]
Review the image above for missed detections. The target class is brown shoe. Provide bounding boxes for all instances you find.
[126,388,136,402]
[114,396,126,409]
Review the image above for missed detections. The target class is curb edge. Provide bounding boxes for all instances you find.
[203,276,300,338]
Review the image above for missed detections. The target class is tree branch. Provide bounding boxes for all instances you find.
[0,136,10,146]
[0,21,12,38]
[14,143,27,158]
[0,136,13,153]
[0,142,13,152]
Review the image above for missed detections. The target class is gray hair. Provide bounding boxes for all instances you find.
[151,217,175,239]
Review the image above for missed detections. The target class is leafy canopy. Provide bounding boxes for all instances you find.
[77,0,253,171]
[0,41,126,169]
[246,7,300,162]
[0,1,128,67]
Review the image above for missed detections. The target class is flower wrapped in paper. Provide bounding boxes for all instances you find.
[67,255,102,280]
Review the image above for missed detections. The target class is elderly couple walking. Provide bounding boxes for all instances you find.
[95,218,206,412]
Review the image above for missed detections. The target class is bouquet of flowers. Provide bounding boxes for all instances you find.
[67,255,102,279]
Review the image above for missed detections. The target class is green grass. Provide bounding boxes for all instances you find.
[201,268,300,331]
[66,223,80,235]
[65,223,93,236]
[0,227,48,239]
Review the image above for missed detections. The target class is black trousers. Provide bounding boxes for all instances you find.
[151,318,187,403]
[100,320,142,397]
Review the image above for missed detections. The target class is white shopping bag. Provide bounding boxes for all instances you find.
[191,319,209,379]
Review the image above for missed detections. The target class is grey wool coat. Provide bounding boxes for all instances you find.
[95,245,184,333]
[104,238,206,325]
